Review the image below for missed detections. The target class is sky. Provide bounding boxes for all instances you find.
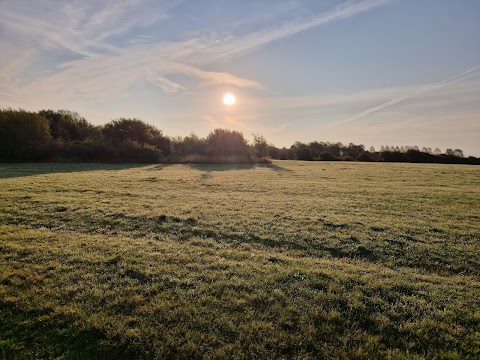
[1,0,480,155]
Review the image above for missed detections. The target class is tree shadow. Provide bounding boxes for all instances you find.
[0,163,147,179]
[185,162,293,181]
[145,164,172,171]
[186,162,293,173]
[0,162,293,180]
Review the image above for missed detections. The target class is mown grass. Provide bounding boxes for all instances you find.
[0,161,479,359]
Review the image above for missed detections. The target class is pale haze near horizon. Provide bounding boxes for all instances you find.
[1,0,479,155]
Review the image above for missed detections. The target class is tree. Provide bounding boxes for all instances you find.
[434,148,441,155]
[39,109,99,141]
[453,149,464,158]
[357,152,373,162]
[278,147,295,160]
[100,117,171,159]
[445,149,455,156]
[381,150,405,162]
[184,133,207,155]
[0,109,51,161]
[344,143,365,158]
[103,118,160,144]
[252,133,268,158]
[267,145,280,159]
[101,118,170,155]
[319,152,338,161]
[206,128,249,157]
[369,146,375,153]
[309,141,325,159]
[327,142,342,157]
[292,142,313,160]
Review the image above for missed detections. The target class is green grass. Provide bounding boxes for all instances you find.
[0,161,479,359]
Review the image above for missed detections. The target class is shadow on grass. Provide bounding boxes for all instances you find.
[0,299,141,360]
[0,162,292,180]
[145,164,171,171]
[187,162,293,173]
[0,163,147,179]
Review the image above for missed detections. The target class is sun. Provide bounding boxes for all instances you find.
[223,92,236,106]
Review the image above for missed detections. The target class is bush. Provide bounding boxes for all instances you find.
[0,109,51,161]
[252,134,268,158]
[357,152,374,162]
[39,110,100,141]
[319,152,338,161]
[206,129,249,157]
[295,146,313,161]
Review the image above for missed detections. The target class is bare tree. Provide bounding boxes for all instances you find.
[454,149,464,158]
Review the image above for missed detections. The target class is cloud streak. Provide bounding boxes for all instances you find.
[0,0,393,100]
[189,0,393,65]
[334,65,480,125]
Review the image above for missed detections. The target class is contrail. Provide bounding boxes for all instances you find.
[334,65,480,125]
[199,0,394,64]
[441,65,480,83]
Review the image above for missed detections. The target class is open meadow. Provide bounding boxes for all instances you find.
[0,161,479,359]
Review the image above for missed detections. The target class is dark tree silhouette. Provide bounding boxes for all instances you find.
[252,134,268,158]
[39,110,99,141]
[292,142,313,160]
[0,108,478,165]
[454,149,464,158]
[205,128,249,157]
[0,109,51,161]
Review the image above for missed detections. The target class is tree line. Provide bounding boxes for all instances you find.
[269,141,478,164]
[0,108,478,165]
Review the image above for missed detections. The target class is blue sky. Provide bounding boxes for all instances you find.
[1,0,479,154]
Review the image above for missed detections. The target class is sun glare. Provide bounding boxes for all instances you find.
[223,92,236,106]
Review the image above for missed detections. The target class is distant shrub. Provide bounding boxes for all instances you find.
[171,133,207,157]
[277,147,295,160]
[319,152,338,161]
[357,152,374,162]
[295,145,313,161]
[380,151,406,162]
[252,134,269,158]
[113,141,162,163]
[267,145,280,159]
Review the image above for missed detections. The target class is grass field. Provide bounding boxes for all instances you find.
[0,161,479,359]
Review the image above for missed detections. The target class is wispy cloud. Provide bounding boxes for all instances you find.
[170,64,263,89]
[334,65,480,125]
[0,0,392,102]
[144,70,186,94]
[189,0,393,65]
